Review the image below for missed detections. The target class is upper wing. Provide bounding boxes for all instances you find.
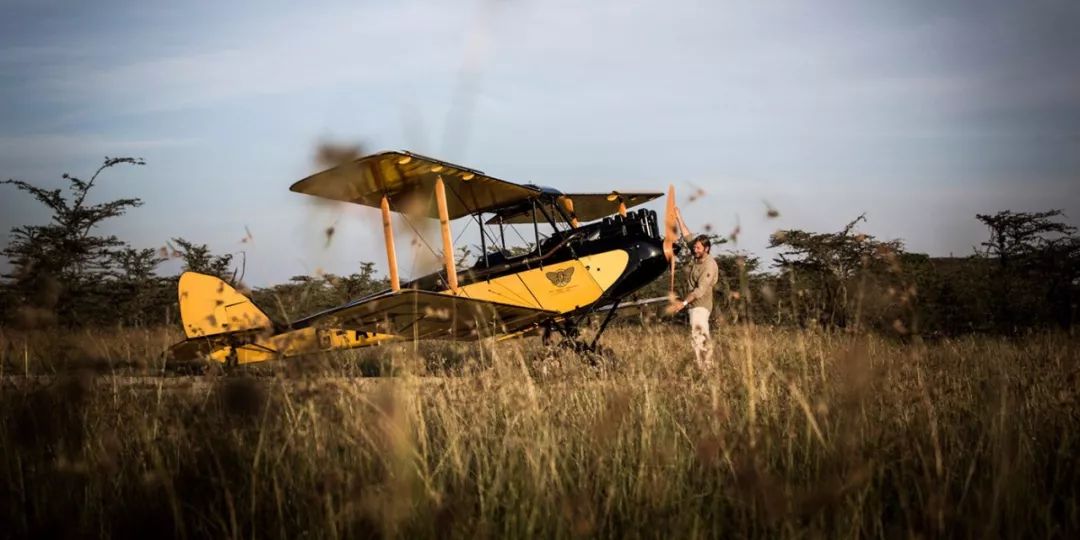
[487,191,662,224]
[290,150,541,220]
[291,289,557,340]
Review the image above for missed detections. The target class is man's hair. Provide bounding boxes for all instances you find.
[693,234,711,252]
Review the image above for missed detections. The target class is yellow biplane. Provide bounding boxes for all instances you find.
[168,150,689,367]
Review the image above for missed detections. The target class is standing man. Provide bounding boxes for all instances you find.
[678,234,719,367]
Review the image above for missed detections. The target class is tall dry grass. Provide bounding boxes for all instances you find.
[1,324,1078,538]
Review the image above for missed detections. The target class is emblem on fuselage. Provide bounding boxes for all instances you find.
[545,267,574,287]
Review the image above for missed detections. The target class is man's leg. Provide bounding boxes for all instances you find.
[688,307,712,368]
[701,308,713,365]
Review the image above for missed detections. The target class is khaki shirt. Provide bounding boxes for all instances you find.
[685,256,719,311]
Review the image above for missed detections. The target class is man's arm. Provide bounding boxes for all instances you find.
[675,208,693,242]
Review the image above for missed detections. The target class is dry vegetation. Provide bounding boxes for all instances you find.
[2,323,1078,538]
[5,125,1079,539]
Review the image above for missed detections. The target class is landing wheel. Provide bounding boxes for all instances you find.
[579,343,616,369]
[539,318,619,368]
[541,324,556,347]
[220,347,244,376]
[555,335,616,367]
[162,352,210,376]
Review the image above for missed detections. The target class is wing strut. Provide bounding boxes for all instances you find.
[558,196,580,228]
[380,195,401,291]
[434,176,459,292]
[606,191,628,217]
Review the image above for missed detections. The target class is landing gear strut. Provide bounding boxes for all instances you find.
[543,299,621,366]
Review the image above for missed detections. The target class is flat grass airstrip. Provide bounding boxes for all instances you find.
[1,324,1078,537]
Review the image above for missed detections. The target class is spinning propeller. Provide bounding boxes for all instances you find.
[662,185,691,311]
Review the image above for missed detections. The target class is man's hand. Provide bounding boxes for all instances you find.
[665,293,687,315]
[666,296,689,315]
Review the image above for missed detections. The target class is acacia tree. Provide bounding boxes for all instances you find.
[249,263,388,323]
[1038,236,1080,329]
[769,214,905,329]
[711,250,768,324]
[977,210,1079,330]
[2,157,147,325]
[112,246,170,326]
[169,237,235,280]
[978,210,1075,261]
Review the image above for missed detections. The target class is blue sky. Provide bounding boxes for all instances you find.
[2,0,1078,285]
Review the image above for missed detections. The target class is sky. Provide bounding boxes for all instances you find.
[2,0,1078,286]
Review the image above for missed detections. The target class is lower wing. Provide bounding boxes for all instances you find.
[293,289,558,341]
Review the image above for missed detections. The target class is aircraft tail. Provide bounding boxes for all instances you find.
[177,272,273,338]
[170,272,396,368]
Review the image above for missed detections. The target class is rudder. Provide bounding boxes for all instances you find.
[178,272,272,338]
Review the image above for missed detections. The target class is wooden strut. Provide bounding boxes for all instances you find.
[434,176,458,292]
[618,201,627,217]
[380,195,400,292]
[559,196,580,228]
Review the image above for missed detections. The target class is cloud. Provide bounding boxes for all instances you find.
[2,0,1079,285]
[11,1,470,117]
[0,134,196,164]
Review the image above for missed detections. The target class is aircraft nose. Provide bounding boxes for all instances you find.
[606,238,669,299]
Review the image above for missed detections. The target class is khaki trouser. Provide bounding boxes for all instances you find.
[688,306,713,367]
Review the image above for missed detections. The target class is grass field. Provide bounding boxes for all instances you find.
[1,324,1078,538]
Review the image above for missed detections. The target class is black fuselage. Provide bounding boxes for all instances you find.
[404,207,668,316]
